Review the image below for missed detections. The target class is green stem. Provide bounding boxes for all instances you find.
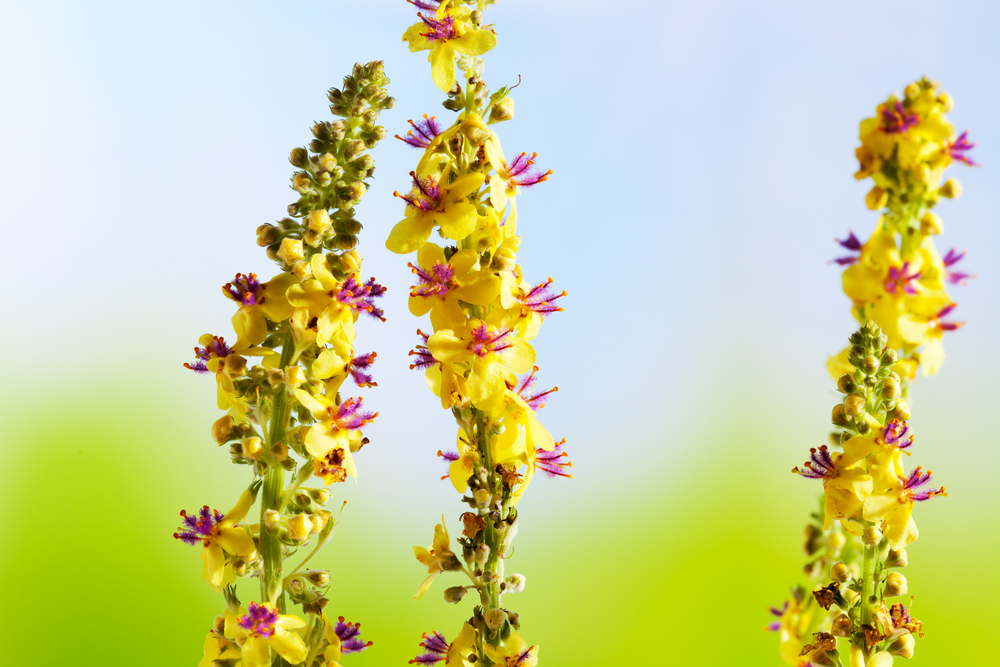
[474,408,504,658]
[261,329,295,667]
[860,538,876,661]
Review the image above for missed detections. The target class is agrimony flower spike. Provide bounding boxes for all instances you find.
[391,2,568,663]
[175,61,392,667]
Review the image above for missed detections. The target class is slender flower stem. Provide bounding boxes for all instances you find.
[861,539,876,660]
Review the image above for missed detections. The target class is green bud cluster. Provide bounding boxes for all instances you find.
[832,320,908,438]
[258,61,394,269]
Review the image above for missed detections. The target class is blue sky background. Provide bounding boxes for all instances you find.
[1,1,997,665]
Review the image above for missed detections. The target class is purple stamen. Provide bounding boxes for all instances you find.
[409,631,449,665]
[792,446,837,479]
[521,278,566,316]
[437,449,460,481]
[880,101,918,135]
[935,304,965,331]
[408,330,438,371]
[407,0,442,10]
[348,352,378,388]
[238,602,279,638]
[397,114,442,149]
[395,172,441,213]
[942,248,975,285]
[173,505,225,545]
[184,336,233,373]
[899,466,946,502]
[335,275,386,322]
[514,366,558,411]
[536,440,573,478]
[468,322,514,357]
[948,131,977,166]
[503,152,553,187]
[884,262,922,295]
[331,397,378,431]
[832,231,863,266]
[409,260,457,299]
[223,273,262,307]
[882,420,914,451]
[417,12,456,42]
[334,617,372,654]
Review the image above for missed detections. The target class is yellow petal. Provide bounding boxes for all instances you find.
[271,628,309,664]
[415,572,439,599]
[430,43,456,92]
[387,214,435,254]
[242,636,272,667]
[436,201,479,240]
[428,330,472,364]
[449,29,497,56]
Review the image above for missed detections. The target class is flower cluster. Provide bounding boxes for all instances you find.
[832,78,976,380]
[176,62,392,667]
[392,2,569,663]
[781,321,945,666]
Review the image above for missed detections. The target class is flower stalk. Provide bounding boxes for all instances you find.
[173,61,393,667]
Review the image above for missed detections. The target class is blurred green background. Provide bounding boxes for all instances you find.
[1,0,998,665]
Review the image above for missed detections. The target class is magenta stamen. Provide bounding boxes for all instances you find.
[330,397,378,431]
[882,420,914,451]
[521,277,566,316]
[942,248,975,285]
[832,231,863,265]
[408,330,438,371]
[948,131,977,166]
[514,366,558,411]
[468,322,515,357]
[173,505,225,544]
[793,446,837,479]
[335,275,386,321]
[409,630,449,664]
[502,152,553,188]
[223,273,262,307]
[884,262,922,295]
[880,101,918,134]
[417,12,456,42]
[409,260,457,299]
[348,352,377,387]
[536,440,573,478]
[239,602,279,638]
[334,617,372,654]
[397,115,442,149]
[899,466,946,502]
[184,335,233,373]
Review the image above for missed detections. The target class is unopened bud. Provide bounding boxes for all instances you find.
[484,608,506,631]
[256,224,280,247]
[291,260,312,281]
[832,403,850,427]
[886,548,908,568]
[862,355,880,374]
[865,186,889,211]
[882,376,901,400]
[475,544,490,567]
[893,401,911,421]
[459,113,491,145]
[885,571,907,597]
[940,178,962,199]
[287,514,314,542]
[505,573,526,594]
[263,509,280,531]
[831,613,852,637]
[474,489,491,508]
[306,210,332,234]
[489,96,515,124]
[212,415,236,444]
[937,92,954,112]
[272,441,289,461]
[318,152,337,172]
[223,354,247,379]
[888,633,915,658]
[292,171,312,193]
[304,570,330,586]
[333,234,357,251]
[443,586,469,604]
[241,437,263,460]
[307,488,331,505]
[837,374,856,394]
[277,238,305,265]
[845,394,867,419]
[914,162,931,185]
[344,139,365,159]
[339,249,362,274]
[348,181,367,201]
[267,368,283,387]
[920,211,944,236]
[882,348,898,365]
[904,83,920,100]
[862,525,882,546]
[831,561,851,583]
[289,147,308,168]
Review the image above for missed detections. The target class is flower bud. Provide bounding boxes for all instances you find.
[863,355,880,374]
[283,365,305,390]
[831,561,851,583]
[304,570,330,586]
[914,162,931,185]
[212,415,236,444]
[241,437,263,460]
[882,376,901,400]
[940,178,962,199]
[886,548,908,568]
[893,401,911,421]
[272,441,289,462]
[882,348,898,365]
[489,96,515,124]
[832,404,850,427]
[339,249,362,274]
[460,113,491,145]
[306,210,332,234]
[904,82,920,100]
[347,181,367,202]
[307,488,330,505]
[862,525,882,546]
[885,571,907,597]
[277,238,305,265]
[287,513,314,542]
[289,147,308,168]
[267,368,284,387]
[318,152,337,172]
[475,543,490,567]
[866,186,889,211]
[474,489,491,508]
[845,394,867,419]
[443,586,469,604]
[334,234,357,251]
[938,92,954,111]
[837,374,856,394]
[344,139,365,159]
[920,211,944,236]
[256,223,281,247]
[831,613,852,637]
[291,260,312,281]
[484,608,506,631]
[292,171,312,193]
[505,573,526,594]
[263,509,280,532]
[888,633,915,658]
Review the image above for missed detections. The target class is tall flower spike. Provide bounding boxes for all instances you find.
[393,4,563,662]
[177,61,393,667]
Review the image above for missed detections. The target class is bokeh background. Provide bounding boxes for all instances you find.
[1,1,997,664]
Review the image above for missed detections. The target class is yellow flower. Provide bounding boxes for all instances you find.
[286,255,386,347]
[446,428,479,494]
[184,334,270,414]
[863,466,946,550]
[173,489,257,591]
[322,613,373,666]
[858,90,953,170]
[850,645,893,667]
[295,390,378,483]
[413,516,460,599]
[387,169,486,254]
[408,243,501,331]
[198,631,242,667]
[224,602,308,667]
[223,272,296,346]
[427,319,535,411]
[402,2,497,92]
[483,632,538,667]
